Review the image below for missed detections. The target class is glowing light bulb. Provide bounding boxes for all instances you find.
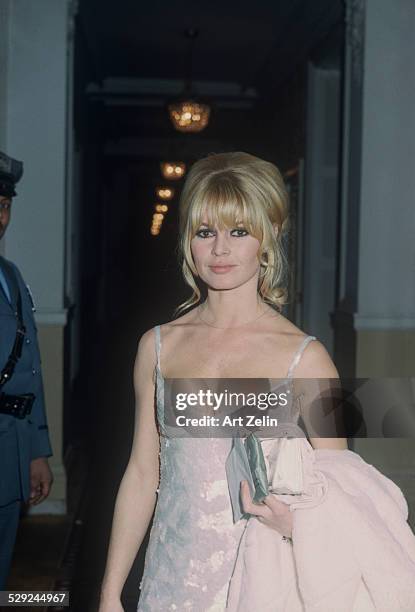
[160,162,186,180]
[156,186,175,200]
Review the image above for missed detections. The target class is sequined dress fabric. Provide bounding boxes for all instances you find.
[136,326,316,611]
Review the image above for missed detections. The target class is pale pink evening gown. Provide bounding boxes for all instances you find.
[137,325,415,611]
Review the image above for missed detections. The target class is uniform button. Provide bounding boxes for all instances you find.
[26,338,31,344]
[32,368,36,375]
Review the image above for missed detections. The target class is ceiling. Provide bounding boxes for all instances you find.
[78,0,344,108]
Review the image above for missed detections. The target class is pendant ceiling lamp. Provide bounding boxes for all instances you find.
[168,28,211,133]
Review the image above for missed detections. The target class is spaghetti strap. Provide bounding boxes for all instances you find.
[154,324,161,370]
[286,335,317,378]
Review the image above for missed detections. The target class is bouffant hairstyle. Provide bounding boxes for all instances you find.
[174,151,290,317]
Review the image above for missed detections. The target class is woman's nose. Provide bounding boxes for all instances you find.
[212,232,230,256]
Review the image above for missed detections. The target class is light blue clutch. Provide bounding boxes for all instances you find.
[225,433,269,522]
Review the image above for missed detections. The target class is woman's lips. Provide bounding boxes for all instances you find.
[209,265,236,274]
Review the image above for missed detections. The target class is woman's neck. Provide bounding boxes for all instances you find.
[197,297,271,329]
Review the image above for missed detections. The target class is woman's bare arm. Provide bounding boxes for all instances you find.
[99,328,160,606]
[294,340,348,451]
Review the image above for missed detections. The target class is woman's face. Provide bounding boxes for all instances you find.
[190,214,262,290]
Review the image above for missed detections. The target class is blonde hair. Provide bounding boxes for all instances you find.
[174,151,290,317]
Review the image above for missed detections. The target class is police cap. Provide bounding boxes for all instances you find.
[0,150,24,198]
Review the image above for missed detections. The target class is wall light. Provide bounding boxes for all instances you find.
[160,162,186,180]
[155,203,169,212]
[156,187,175,201]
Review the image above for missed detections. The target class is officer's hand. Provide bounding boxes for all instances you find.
[28,457,54,506]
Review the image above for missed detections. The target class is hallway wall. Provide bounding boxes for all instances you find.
[0,0,74,513]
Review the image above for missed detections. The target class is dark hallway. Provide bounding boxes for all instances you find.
[3,2,361,610]
[66,7,344,607]
[3,0,415,610]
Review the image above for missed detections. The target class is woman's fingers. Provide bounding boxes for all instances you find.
[262,494,290,514]
[241,481,289,515]
[240,482,293,537]
[240,480,268,517]
[240,480,253,512]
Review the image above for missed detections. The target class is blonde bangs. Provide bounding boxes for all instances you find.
[187,173,264,241]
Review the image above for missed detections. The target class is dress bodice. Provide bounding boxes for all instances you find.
[153,324,316,440]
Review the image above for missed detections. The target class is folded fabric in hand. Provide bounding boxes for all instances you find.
[263,436,306,494]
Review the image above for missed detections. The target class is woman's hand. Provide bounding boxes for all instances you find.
[240,480,293,538]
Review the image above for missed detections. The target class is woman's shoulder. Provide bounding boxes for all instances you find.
[158,308,199,337]
[140,310,198,347]
[266,313,314,346]
[136,326,160,362]
[272,317,337,376]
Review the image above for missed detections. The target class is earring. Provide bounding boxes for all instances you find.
[260,249,269,267]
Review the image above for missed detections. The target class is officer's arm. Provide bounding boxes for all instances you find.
[100,327,160,605]
[10,262,52,459]
[30,376,53,459]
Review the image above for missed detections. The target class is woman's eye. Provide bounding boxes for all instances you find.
[231,228,249,237]
[195,229,214,238]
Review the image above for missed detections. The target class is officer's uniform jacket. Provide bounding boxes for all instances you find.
[0,255,53,506]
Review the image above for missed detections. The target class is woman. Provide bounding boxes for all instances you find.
[99,152,415,611]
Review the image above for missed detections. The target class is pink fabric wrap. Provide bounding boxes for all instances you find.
[226,440,415,611]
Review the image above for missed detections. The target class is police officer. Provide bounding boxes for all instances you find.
[0,151,53,588]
